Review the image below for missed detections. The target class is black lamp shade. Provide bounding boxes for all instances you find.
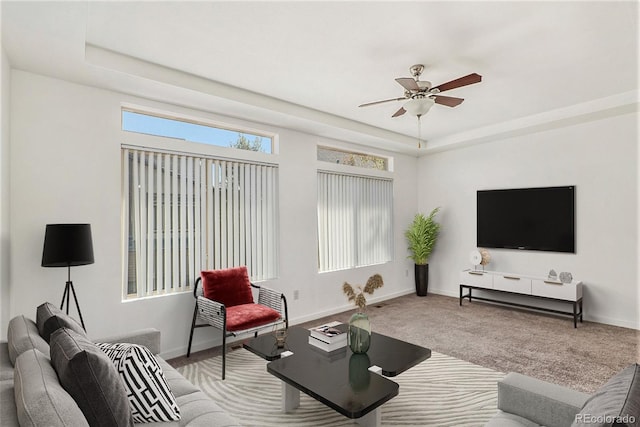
[42,224,94,267]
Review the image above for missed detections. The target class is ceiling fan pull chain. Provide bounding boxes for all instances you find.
[417,115,422,149]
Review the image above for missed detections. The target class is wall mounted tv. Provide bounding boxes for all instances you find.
[477,186,575,253]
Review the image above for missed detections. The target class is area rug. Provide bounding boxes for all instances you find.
[176,349,505,426]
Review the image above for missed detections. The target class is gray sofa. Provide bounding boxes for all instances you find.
[487,366,639,427]
[0,314,240,427]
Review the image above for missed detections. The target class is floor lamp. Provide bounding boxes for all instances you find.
[41,224,94,331]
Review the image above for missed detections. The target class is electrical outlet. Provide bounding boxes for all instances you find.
[293,290,299,300]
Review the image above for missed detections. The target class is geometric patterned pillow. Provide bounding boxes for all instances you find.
[96,342,180,423]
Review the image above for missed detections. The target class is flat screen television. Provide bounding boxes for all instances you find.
[477,186,575,253]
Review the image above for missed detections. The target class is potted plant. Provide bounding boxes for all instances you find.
[405,207,441,296]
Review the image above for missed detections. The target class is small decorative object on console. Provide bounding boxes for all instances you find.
[469,248,491,271]
[548,269,558,280]
[469,250,482,266]
[559,272,573,283]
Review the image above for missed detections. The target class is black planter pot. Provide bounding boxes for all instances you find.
[415,264,429,296]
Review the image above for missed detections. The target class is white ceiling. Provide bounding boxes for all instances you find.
[2,1,638,155]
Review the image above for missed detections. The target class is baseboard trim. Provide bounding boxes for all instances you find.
[428,288,459,298]
[580,314,639,330]
[288,287,416,327]
[161,287,417,359]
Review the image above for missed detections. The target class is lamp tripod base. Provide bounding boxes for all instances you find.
[60,280,86,331]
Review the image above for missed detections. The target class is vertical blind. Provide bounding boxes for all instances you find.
[317,171,393,272]
[122,148,278,298]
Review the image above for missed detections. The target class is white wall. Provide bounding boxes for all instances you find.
[1,47,11,335]
[418,112,639,329]
[5,70,419,352]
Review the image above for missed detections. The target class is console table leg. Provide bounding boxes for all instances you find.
[573,302,577,328]
[459,285,463,306]
[281,381,300,413]
[580,300,583,322]
[356,407,381,427]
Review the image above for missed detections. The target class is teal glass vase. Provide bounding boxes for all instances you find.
[348,311,371,353]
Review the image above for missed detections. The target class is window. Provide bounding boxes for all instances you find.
[317,171,393,272]
[122,110,273,153]
[317,146,388,171]
[122,147,278,298]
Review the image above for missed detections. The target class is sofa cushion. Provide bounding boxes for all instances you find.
[13,348,88,427]
[36,302,86,343]
[7,315,50,366]
[96,342,180,423]
[485,410,542,427]
[155,358,200,398]
[1,379,17,427]
[572,363,640,427]
[201,267,254,307]
[0,344,13,382]
[175,390,242,427]
[49,328,133,427]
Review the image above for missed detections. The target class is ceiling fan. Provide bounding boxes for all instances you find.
[359,64,482,118]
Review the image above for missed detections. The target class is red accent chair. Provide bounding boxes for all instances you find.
[187,266,288,379]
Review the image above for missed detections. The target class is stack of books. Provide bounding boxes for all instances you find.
[308,321,347,352]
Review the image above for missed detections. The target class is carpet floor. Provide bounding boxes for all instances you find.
[300,293,639,393]
[176,348,505,426]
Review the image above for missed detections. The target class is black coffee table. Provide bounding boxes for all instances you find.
[243,324,431,427]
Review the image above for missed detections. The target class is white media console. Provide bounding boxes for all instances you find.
[459,269,583,327]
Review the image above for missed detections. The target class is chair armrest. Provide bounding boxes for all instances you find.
[196,296,225,330]
[255,284,288,326]
[498,372,590,427]
[193,276,203,298]
[94,328,161,355]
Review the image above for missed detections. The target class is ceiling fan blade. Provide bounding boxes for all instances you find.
[392,107,406,118]
[433,73,482,92]
[395,77,420,91]
[433,95,465,107]
[358,97,406,107]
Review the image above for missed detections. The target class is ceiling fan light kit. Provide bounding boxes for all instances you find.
[359,64,482,147]
[403,97,435,117]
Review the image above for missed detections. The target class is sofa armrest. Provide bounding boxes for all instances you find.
[498,372,590,427]
[94,328,161,355]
